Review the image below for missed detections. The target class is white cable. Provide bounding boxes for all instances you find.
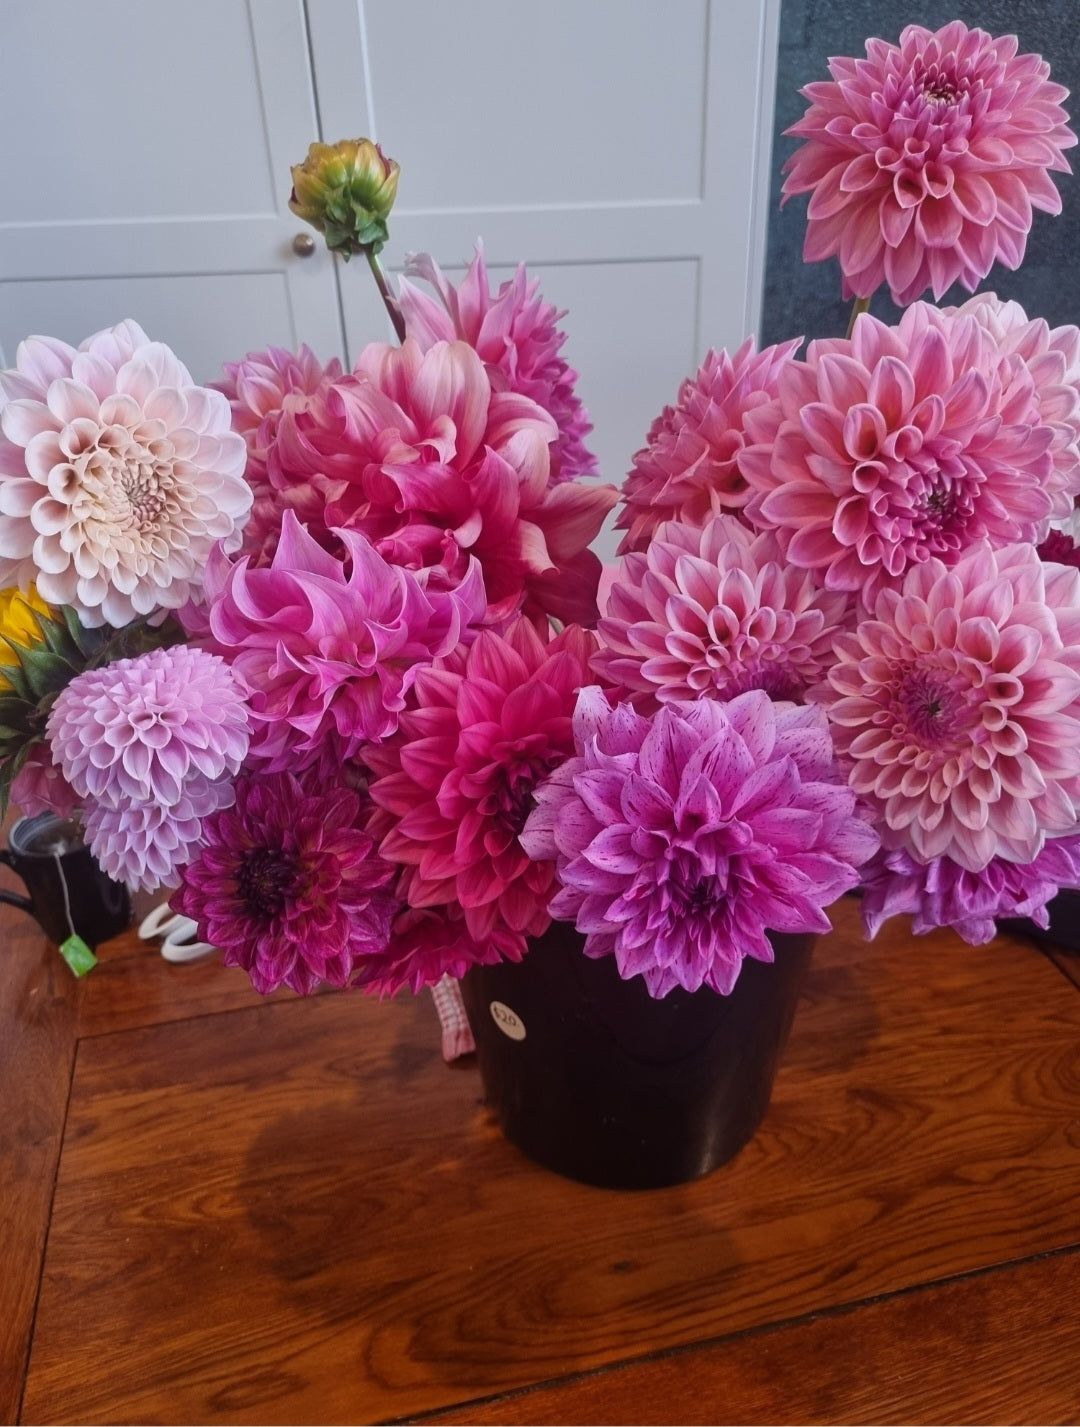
[138,902,217,963]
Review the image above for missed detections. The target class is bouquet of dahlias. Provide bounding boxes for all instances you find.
[3,21,1079,1006]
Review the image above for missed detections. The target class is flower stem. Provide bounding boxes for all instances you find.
[845,295,872,339]
[364,247,407,344]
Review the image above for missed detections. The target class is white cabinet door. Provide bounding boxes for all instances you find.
[307,0,781,556]
[0,0,345,383]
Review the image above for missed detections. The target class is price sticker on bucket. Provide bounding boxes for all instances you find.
[489,1000,526,1041]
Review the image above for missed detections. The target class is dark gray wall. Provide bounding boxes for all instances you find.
[761,0,1080,347]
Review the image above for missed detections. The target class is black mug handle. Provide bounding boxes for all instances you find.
[0,849,34,915]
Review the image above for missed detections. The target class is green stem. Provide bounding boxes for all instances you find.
[364,247,407,344]
[845,294,872,339]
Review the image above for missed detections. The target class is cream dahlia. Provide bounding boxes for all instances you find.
[820,541,1080,871]
[615,338,800,555]
[740,304,1055,602]
[783,22,1076,304]
[593,516,848,709]
[0,320,251,627]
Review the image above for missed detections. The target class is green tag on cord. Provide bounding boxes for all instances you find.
[59,934,98,976]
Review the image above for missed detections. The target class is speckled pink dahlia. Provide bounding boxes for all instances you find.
[615,337,800,555]
[783,22,1076,304]
[200,509,485,772]
[364,618,596,949]
[397,244,597,485]
[820,541,1080,871]
[215,343,343,562]
[949,293,1080,519]
[273,337,616,626]
[739,304,1055,602]
[593,516,848,710]
[0,321,251,626]
[173,771,398,996]
[521,688,877,997]
[860,835,1080,945]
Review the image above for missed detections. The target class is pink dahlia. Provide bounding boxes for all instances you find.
[364,618,596,950]
[84,778,236,893]
[820,541,1080,871]
[47,645,250,809]
[397,244,597,484]
[520,688,876,997]
[1037,528,1080,568]
[354,905,526,998]
[0,320,251,626]
[173,771,397,996]
[615,338,800,555]
[860,835,1080,946]
[949,293,1080,519]
[215,343,343,562]
[783,22,1076,304]
[199,509,485,772]
[9,745,79,821]
[740,303,1055,602]
[273,337,616,626]
[593,516,848,710]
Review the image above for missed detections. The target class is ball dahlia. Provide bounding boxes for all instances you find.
[593,516,848,709]
[783,21,1077,304]
[615,337,800,555]
[174,771,398,996]
[520,687,877,997]
[820,541,1080,871]
[0,320,251,627]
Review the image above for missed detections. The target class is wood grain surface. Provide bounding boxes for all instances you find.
[12,896,1080,1425]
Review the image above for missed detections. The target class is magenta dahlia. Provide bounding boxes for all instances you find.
[783,22,1076,304]
[860,835,1080,946]
[520,687,877,997]
[215,343,343,563]
[199,510,485,772]
[615,338,800,555]
[354,905,526,998]
[820,541,1080,871]
[740,303,1055,602]
[364,618,596,951]
[593,516,848,709]
[397,243,598,484]
[173,771,398,996]
[271,337,616,626]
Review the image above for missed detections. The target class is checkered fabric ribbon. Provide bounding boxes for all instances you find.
[430,975,476,1061]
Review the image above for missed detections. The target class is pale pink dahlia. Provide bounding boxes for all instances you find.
[860,835,1080,946]
[948,293,1080,520]
[820,541,1080,872]
[199,509,485,772]
[173,771,398,996]
[0,320,251,626]
[615,338,800,555]
[272,337,616,626]
[45,645,251,889]
[364,618,596,951]
[740,304,1055,602]
[593,516,848,710]
[520,688,877,997]
[783,22,1076,304]
[215,343,343,561]
[397,244,597,484]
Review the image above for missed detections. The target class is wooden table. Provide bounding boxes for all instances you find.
[3,888,1080,1425]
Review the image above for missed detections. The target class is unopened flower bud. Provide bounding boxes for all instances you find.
[289,139,399,258]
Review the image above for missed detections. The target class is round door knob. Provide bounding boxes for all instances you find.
[292,232,317,257]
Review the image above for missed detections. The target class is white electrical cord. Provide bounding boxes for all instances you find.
[138,902,218,963]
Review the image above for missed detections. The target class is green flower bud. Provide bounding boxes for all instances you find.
[289,138,400,258]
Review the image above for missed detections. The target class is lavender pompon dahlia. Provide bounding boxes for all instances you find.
[520,687,878,997]
[860,836,1080,945]
[173,771,398,996]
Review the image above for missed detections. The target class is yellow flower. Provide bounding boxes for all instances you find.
[0,584,51,684]
[289,138,400,257]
